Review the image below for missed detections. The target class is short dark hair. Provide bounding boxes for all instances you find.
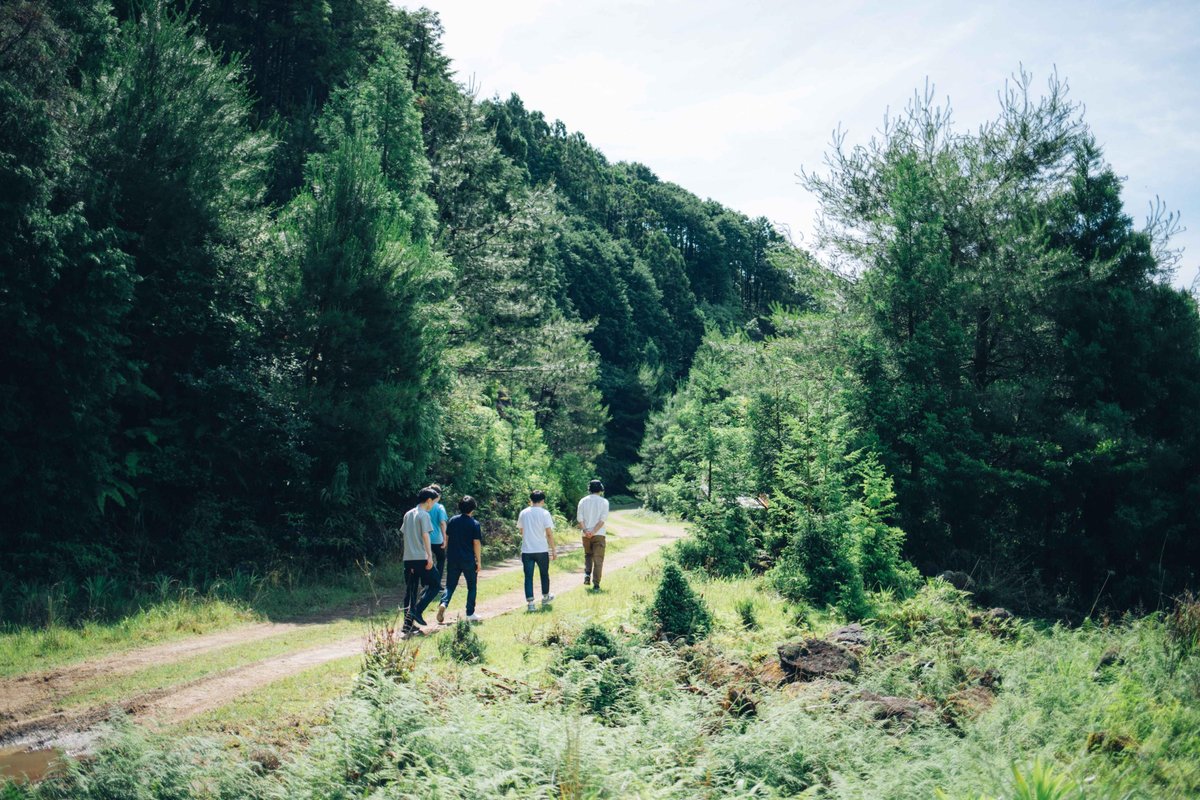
[417,488,438,502]
[530,489,546,503]
[425,484,442,497]
[458,495,477,515]
[589,479,604,494]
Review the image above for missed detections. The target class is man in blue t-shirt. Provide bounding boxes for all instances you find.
[437,495,484,623]
[426,484,449,589]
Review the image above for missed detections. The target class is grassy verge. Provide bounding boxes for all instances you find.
[0,522,658,680]
[122,563,1195,799]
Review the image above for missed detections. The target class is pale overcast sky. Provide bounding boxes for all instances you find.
[411,1,1200,291]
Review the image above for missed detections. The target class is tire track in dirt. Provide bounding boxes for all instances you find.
[0,543,589,728]
[0,512,686,752]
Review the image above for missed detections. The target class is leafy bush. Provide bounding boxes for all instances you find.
[438,617,486,664]
[735,598,758,630]
[674,502,758,577]
[554,624,636,720]
[559,624,625,666]
[649,562,713,644]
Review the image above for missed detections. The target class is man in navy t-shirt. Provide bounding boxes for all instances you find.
[437,495,484,623]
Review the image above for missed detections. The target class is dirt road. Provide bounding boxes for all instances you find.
[0,510,686,754]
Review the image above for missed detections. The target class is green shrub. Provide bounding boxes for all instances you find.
[559,624,625,666]
[674,502,757,577]
[735,598,758,630]
[438,617,486,664]
[554,624,636,720]
[649,561,713,644]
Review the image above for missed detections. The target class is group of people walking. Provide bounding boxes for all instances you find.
[399,480,610,635]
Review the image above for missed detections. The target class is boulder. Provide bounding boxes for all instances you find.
[936,570,974,591]
[855,691,936,724]
[777,639,859,682]
[827,623,871,648]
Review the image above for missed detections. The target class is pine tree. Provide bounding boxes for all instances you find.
[650,562,713,644]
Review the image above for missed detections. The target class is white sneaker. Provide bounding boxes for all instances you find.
[542,593,555,605]
[436,604,446,624]
[466,614,482,622]
[526,601,536,612]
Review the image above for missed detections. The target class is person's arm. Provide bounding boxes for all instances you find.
[547,526,556,560]
[439,511,447,549]
[423,529,433,569]
[473,538,482,572]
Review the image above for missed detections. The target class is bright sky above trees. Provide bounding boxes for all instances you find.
[416,0,1200,290]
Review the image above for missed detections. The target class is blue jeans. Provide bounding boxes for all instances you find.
[522,552,550,600]
[442,559,478,615]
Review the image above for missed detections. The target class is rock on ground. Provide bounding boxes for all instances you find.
[777,639,859,682]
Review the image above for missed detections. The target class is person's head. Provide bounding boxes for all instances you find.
[529,490,546,506]
[426,484,442,499]
[588,479,604,495]
[417,487,438,509]
[458,495,477,516]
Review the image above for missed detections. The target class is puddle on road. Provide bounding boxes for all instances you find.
[0,746,63,782]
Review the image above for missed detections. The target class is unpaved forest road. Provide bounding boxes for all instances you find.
[0,510,686,754]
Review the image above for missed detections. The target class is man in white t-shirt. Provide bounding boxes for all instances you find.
[576,479,610,591]
[517,490,557,611]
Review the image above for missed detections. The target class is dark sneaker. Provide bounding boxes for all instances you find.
[414,610,428,626]
[583,575,591,585]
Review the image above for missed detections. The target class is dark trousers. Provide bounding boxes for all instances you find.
[403,559,440,627]
[433,546,447,589]
[442,559,478,615]
[522,552,550,600]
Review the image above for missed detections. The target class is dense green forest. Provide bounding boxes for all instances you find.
[2,0,1199,622]
[637,82,1200,614]
[0,1,802,602]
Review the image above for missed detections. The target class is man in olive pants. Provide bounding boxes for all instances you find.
[576,479,609,591]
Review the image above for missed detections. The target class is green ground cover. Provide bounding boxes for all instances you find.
[9,535,1198,798]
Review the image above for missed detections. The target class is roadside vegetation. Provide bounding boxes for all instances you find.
[7,550,1198,798]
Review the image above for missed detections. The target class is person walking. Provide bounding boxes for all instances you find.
[427,484,449,589]
[400,488,441,635]
[437,495,483,623]
[576,479,610,591]
[518,490,556,612]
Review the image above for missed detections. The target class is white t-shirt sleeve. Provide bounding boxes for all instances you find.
[544,508,555,529]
